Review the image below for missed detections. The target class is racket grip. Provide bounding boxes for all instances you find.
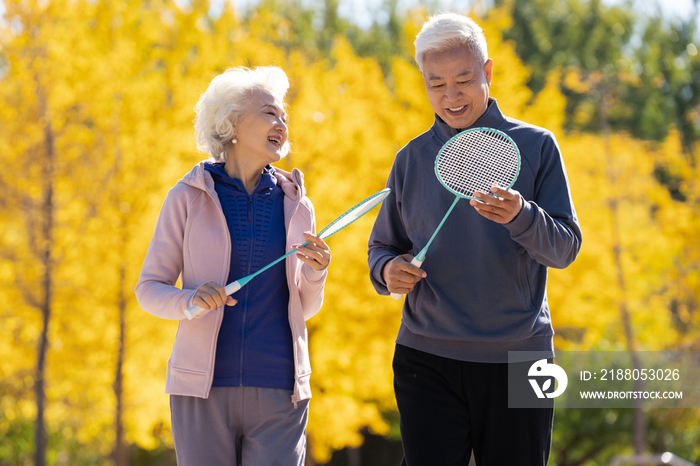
[184,281,243,320]
[389,257,425,300]
[224,281,242,296]
[184,305,204,320]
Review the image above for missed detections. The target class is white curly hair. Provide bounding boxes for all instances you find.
[414,13,489,74]
[194,66,290,162]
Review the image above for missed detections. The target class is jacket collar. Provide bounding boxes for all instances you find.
[179,160,304,201]
[203,162,278,194]
[433,97,506,144]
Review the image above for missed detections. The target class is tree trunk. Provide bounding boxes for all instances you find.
[113,262,128,466]
[608,192,647,457]
[600,89,646,459]
[35,92,55,466]
[305,436,317,466]
[347,446,361,466]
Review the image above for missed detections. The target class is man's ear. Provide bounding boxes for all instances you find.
[484,59,493,86]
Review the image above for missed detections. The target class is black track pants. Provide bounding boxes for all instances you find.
[393,344,554,466]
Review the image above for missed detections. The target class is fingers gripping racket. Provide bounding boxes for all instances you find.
[390,127,520,300]
[185,188,391,319]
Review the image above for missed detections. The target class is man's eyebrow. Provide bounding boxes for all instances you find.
[427,71,475,82]
[456,71,476,79]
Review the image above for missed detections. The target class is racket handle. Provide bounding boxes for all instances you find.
[184,281,243,320]
[183,304,204,320]
[390,257,425,300]
[224,281,242,296]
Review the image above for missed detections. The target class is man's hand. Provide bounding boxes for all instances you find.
[382,254,427,295]
[470,183,523,224]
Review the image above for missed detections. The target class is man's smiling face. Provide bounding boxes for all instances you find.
[422,46,492,130]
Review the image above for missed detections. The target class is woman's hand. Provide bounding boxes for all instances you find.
[293,232,331,271]
[193,281,237,310]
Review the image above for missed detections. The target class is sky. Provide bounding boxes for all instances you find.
[339,0,699,30]
[0,0,698,32]
[223,0,700,30]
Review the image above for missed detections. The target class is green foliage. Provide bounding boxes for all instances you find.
[551,408,634,466]
[632,17,700,154]
[499,0,635,90]
[497,0,700,153]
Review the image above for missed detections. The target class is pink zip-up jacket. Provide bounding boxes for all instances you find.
[135,161,327,405]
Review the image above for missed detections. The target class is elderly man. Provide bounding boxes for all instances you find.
[368,13,582,466]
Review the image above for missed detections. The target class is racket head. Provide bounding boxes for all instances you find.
[317,188,391,240]
[434,127,521,200]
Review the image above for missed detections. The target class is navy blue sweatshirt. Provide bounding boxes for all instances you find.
[367,99,582,363]
[205,163,294,390]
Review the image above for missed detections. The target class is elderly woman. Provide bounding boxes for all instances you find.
[135,66,330,465]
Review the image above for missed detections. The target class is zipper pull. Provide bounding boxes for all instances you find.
[247,198,252,222]
[291,394,298,409]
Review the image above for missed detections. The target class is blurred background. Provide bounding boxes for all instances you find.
[0,0,699,464]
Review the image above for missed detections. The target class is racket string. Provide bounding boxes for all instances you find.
[318,189,390,238]
[437,131,519,198]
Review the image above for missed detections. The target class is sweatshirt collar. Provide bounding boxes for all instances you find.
[433,97,505,144]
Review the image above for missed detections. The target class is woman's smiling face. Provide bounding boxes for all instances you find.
[234,89,289,166]
[422,46,493,130]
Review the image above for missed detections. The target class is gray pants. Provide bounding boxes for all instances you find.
[171,387,309,466]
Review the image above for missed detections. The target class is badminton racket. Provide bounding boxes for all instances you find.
[390,127,520,300]
[185,188,391,319]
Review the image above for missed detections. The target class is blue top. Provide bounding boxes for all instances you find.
[205,162,294,390]
[367,98,582,363]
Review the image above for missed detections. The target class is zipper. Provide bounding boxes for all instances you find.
[239,194,255,386]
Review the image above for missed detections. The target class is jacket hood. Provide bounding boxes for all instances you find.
[178,160,305,200]
[273,166,306,201]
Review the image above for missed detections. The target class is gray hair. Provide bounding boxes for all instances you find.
[414,13,488,73]
[194,66,290,162]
